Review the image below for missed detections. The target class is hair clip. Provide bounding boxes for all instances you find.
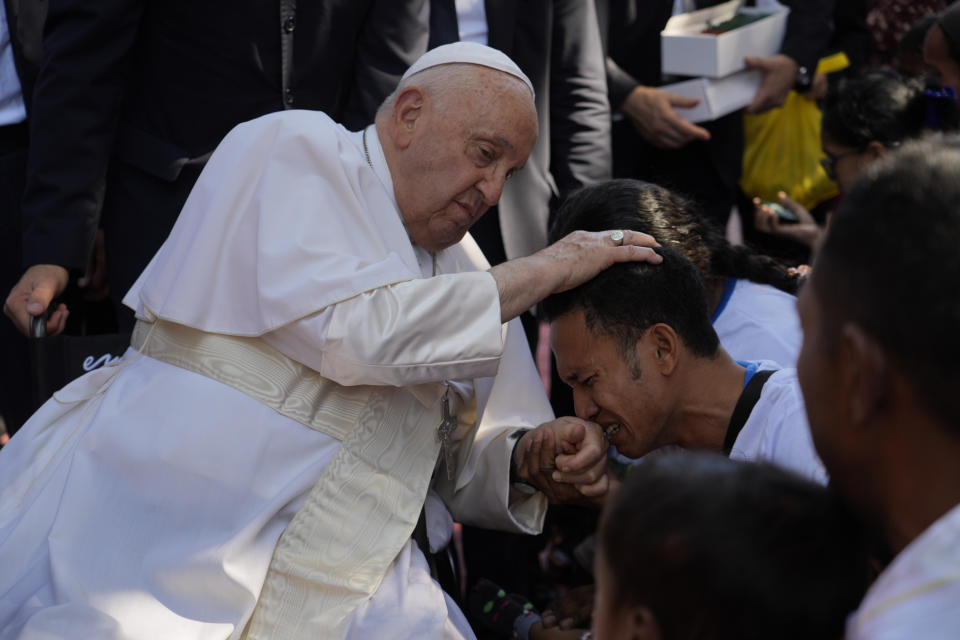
[787,265,811,279]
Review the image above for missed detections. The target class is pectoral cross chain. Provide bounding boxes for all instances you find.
[438,384,457,480]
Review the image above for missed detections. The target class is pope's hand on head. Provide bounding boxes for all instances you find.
[537,229,661,295]
[489,229,660,323]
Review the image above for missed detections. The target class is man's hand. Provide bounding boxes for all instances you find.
[745,54,799,114]
[514,417,611,505]
[620,85,711,149]
[4,264,70,336]
[542,584,595,630]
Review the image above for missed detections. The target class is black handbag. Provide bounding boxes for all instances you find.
[28,315,132,411]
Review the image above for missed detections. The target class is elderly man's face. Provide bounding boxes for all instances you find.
[551,309,670,458]
[924,25,960,95]
[393,71,537,252]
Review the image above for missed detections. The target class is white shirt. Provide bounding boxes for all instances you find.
[0,0,26,126]
[712,278,802,367]
[847,502,960,639]
[729,367,827,485]
[455,0,488,45]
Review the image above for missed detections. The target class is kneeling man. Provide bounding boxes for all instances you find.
[540,246,825,484]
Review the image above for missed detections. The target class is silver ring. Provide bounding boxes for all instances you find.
[609,230,625,246]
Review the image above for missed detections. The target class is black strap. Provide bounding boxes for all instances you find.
[724,369,777,455]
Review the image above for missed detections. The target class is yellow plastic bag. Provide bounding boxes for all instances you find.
[740,53,849,210]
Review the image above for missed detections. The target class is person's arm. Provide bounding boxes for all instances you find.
[746,0,836,113]
[339,0,429,129]
[7,0,146,334]
[261,230,660,388]
[600,0,709,149]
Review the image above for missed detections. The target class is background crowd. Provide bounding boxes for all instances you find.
[1,0,959,639]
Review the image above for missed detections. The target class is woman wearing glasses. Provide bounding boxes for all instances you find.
[754,70,960,251]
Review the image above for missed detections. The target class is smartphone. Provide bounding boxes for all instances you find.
[762,201,799,223]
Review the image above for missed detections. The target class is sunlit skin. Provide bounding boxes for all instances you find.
[924,24,960,95]
[379,68,538,253]
[550,309,745,460]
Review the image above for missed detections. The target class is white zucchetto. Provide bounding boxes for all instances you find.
[400,42,535,99]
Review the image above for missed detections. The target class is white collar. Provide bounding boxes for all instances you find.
[360,124,400,213]
[359,124,440,277]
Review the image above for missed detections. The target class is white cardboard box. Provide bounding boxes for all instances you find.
[662,69,762,123]
[661,0,789,79]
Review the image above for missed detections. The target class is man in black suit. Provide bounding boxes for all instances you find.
[0,0,43,438]
[598,0,835,227]
[4,0,428,341]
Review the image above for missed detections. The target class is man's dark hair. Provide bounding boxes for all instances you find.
[821,70,960,150]
[539,245,720,360]
[599,452,872,640]
[815,136,960,429]
[550,179,799,295]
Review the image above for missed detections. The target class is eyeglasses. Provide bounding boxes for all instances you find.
[819,148,863,181]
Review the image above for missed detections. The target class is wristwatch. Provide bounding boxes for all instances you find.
[794,64,813,93]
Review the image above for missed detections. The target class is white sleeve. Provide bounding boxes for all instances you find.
[261,271,505,387]
[433,316,554,534]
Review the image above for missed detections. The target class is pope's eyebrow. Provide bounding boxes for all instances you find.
[475,133,515,153]
[492,135,514,152]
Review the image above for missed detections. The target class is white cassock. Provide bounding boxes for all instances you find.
[728,367,827,485]
[845,502,960,640]
[711,278,802,367]
[0,111,554,639]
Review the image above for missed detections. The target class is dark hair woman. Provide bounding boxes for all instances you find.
[754,69,960,250]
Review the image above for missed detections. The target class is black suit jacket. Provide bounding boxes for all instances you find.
[484,0,612,259]
[597,0,835,221]
[21,0,428,294]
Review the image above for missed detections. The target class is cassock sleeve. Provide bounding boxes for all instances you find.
[263,271,552,533]
[433,315,553,534]
[261,271,506,388]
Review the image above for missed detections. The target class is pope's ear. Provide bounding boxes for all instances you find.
[389,87,426,149]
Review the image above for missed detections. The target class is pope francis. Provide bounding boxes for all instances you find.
[0,43,659,639]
